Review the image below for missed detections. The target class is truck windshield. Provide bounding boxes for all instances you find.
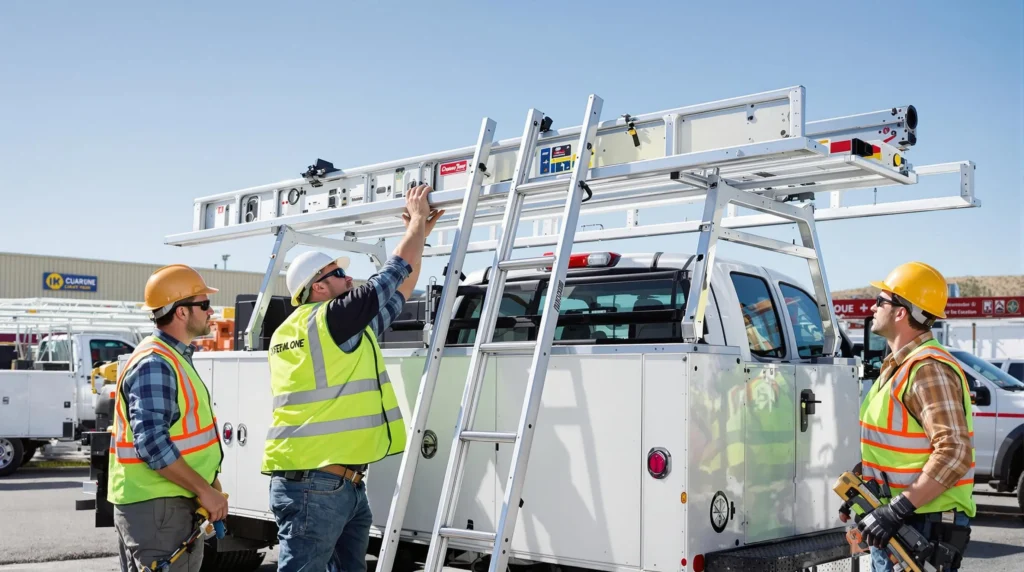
[36,339,72,362]
[447,271,689,345]
[951,350,1024,391]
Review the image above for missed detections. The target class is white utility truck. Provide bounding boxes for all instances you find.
[0,299,146,476]
[83,86,978,572]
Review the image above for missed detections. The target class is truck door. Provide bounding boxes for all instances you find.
[963,368,996,476]
[729,273,797,543]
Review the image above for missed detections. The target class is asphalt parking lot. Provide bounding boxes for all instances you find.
[0,463,1021,571]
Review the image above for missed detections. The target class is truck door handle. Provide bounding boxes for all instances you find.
[800,389,821,433]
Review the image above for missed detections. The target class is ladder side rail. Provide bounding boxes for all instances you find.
[166,137,828,248]
[189,86,804,207]
[421,109,545,572]
[375,117,498,572]
[489,94,603,571]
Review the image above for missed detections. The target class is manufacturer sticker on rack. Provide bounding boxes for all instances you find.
[439,160,468,176]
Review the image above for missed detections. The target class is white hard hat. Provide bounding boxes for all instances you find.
[286,251,351,306]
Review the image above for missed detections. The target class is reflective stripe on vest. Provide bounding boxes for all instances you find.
[107,336,222,505]
[262,302,407,472]
[859,340,976,517]
[109,341,214,462]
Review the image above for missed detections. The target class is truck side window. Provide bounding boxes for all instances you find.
[730,273,785,359]
[89,340,135,368]
[1009,363,1024,382]
[779,283,825,358]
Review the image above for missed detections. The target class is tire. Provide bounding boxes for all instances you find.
[22,444,37,465]
[1017,469,1024,516]
[0,438,25,477]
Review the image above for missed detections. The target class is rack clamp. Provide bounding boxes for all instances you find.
[301,159,339,187]
[622,114,640,147]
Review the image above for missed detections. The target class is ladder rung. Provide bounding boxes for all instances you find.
[498,256,555,272]
[479,341,537,354]
[461,431,517,443]
[516,178,570,195]
[439,527,497,544]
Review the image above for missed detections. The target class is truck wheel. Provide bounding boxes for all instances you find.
[1017,470,1024,516]
[0,438,25,477]
[22,444,37,465]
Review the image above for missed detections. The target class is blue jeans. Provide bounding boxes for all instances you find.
[270,471,372,572]
[869,510,971,571]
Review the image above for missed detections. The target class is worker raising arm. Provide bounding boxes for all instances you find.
[261,184,442,572]
[848,262,974,572]
[109,265,227,572]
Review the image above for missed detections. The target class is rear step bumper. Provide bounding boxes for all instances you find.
[705,528,853,571]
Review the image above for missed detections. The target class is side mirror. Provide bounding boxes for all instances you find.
[971,384,991,407]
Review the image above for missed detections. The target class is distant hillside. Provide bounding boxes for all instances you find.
[833,275,1024,299]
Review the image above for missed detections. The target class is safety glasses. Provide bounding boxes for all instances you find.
[316,267,347,283]
[178,300,211,311]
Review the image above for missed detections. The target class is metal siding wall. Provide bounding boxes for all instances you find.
[0,252,290,308]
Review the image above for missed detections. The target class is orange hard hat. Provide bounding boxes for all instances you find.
[870,261,948,319]
[141,264,219,316]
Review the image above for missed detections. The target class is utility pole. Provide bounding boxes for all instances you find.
[222,254,230,271]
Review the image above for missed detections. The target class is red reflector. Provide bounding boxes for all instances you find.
[830,140,852,153]
[693,554,705,572]
[681,557,687,567]
[647,447,670,478]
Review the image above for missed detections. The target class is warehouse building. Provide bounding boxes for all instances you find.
[0,251,290,308]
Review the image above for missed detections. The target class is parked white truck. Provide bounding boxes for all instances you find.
[81,85,978,571]
[0,330,138,476]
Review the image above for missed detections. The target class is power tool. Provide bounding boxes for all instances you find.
[150,503,227,572]
[832,471,958,572]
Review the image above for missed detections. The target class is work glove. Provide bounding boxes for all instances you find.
[838,498,855,523]
[857,493,916,548]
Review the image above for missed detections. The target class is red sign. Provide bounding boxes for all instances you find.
[439,160,468,176]
[834,296,1023,320]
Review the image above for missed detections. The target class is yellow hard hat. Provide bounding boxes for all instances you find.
[140,264,219,317]
[870,261,948,319]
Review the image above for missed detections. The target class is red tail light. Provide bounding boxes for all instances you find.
[647,447,671,478]
[693,554,705,572]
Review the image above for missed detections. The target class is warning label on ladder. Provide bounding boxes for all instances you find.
[540,145,573,174]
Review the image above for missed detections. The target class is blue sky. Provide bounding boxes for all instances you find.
[1,1,1021,295]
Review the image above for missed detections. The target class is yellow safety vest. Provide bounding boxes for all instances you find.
[262,301,406,472]
[107,336,222,505]
[859,339,976,516]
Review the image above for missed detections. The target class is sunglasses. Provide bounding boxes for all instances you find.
[178,300,211,311]
[316,267,347,283]
[875,294,904,309]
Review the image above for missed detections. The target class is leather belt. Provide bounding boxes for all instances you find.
[278,464,364,484]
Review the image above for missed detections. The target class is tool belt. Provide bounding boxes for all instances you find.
[905,510,972,570]
[277,463,366,484]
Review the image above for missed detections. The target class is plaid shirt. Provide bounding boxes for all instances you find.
[338,255,411,353]
[878,332,974,489]
[120,330,196,471]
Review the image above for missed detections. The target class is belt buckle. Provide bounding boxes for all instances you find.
[941,510,956,524]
